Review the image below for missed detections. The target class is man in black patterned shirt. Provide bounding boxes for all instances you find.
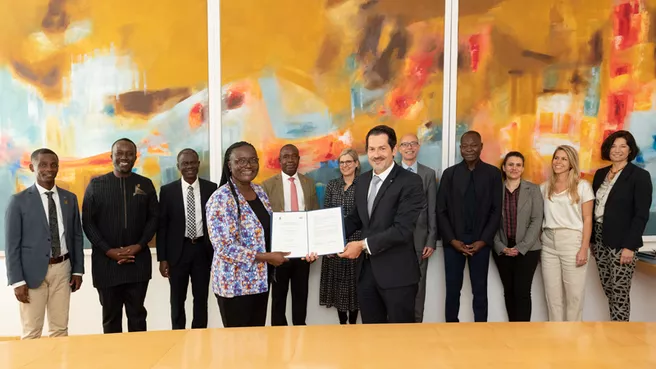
[82,138,158,334]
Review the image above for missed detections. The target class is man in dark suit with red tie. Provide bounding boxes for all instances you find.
[157,148,217,329]
[339,125,426,324]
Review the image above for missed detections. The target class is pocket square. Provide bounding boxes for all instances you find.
[134,186,147,196]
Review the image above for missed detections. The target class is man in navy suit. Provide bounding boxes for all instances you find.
[339,125,426,324]
[157,148,217,329]
[5,148,84,339]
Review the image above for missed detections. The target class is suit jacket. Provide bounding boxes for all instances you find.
[413,163,438,252]
[344,164,425,289]
[156,178,218,266]
[437,160,503,247]
[493,180,543,256]
[206,181,272,298]
[592,163,653,250]
[262,172,320,212]
[5,185,84,289]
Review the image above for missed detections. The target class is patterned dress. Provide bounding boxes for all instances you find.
[319,176,361,312]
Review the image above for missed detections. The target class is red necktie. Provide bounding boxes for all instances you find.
[289,177,299,211]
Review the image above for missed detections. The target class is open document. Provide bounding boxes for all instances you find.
[271,207,346,258]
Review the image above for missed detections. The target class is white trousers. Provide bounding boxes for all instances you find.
[19,260,72,339]
[541,229,588,322]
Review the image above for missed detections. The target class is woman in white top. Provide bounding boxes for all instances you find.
[540,145,594,321]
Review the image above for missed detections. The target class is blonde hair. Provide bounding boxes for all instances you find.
[547,145,580,204]
[338,148,361,176]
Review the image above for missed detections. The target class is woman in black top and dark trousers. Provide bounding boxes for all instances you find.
[592,130,653,321]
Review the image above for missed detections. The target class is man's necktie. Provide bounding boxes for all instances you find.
[407,167,415,173]
[186,186,197,239]
[367,175,382,216]
[289,178,299,211]
[46,192,61,258]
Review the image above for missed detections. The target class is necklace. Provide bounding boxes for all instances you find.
[608,164,626,180]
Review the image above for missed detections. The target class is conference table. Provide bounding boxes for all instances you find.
[2,322,655,368]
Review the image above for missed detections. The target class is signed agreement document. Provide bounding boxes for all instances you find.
[271,207,345,258]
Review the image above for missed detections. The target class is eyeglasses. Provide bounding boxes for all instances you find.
[233,158,259,167]
[399,141,419,148]
[339,160,355,166]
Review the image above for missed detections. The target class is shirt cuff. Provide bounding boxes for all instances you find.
[363,239,371,255]
[11,281,26,288]
[72,273,83,276]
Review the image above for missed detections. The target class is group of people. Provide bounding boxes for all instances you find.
[208,126,653,327]
[4,125,652,339]
[442,129,652,323]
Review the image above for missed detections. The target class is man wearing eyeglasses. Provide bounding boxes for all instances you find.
[262,144,320,326]
[398,134,438,323]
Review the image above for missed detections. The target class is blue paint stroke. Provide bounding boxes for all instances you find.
[583,66,601,117]
[258,75,334,139]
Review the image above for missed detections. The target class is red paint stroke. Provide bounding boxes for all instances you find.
[384,47,439,118]
[613,1,641,50]
[607,91,633,129]
[611,63,631,77]
[261,136,348,170]
[603,129,618,142]
[389,94,415,117]
[189,102,204,129]
[469,34,481,72]
[225,89,245,110]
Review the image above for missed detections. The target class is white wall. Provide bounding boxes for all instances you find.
[2,246,656,336]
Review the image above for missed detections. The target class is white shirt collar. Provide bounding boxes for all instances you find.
[373,162,395,182]
[182,177,199,190]
[401,160,418,173]
[281,171,300,182]
[35,183,58,196]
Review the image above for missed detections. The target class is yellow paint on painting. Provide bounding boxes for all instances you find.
[609,74,631,92]
[634,85,654,111]
[221,0,326,84]
[141,156,161,187]
[0,0,208,100]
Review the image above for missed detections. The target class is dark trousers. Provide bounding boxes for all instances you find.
[492,249,540,322]
[271,258,310,326]
[97,281,149,334]
[444,244,490,322]
[169,239,211,329]
[337,310,359,324]
[217,291,269,328]
[358,257,417,324]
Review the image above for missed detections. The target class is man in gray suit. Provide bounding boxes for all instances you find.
[5,148,84,339]
[398,134,438,322]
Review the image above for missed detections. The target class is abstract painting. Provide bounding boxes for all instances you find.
[456,0,656,234]
[220,0,445,205]
[0,0,209,250]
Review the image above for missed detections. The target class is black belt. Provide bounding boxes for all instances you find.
[185,236,205,244]
[49,253,69,265]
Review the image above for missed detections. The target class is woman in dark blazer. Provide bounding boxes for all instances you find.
[493,151,544,322]
[592,130,652,321]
